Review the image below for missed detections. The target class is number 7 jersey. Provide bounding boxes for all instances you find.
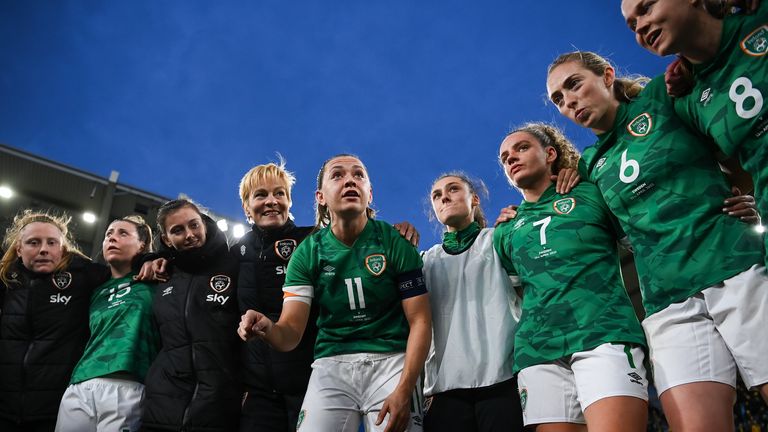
[283,219,427,359]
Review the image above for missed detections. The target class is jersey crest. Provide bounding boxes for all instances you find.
[52,272,72,290]
[364,254,387,276]
[553,197,576,215]
[519,387,528,413]
[740,24,768,56]
[297,409,306,430]
[627,112,652,137]
[209,274,231,293]
[275,239,297,260]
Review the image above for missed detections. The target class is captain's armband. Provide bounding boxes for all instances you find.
[397,269,427,300]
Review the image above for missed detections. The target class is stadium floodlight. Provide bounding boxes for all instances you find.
[233,224,246,239]
[217,219,229,232]
[0,185,13,199]
[82,212,97,224]
[756,224,766,234]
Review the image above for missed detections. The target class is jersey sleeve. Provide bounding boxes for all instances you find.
[492,222,520,287]
[387,225,427,299]
[282,238,314,305]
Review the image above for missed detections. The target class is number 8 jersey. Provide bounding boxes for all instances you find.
[282,219,427,359]
[581,76,764,317]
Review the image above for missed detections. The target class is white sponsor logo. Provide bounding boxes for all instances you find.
[49,293,71,305]
[276,265,287,275]
[240,245,246,256]
[206,293,230,305]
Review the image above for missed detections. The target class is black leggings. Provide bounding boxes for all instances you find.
[423,378,524,432]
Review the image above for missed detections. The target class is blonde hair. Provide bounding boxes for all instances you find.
[239,159,296,218]
[548,51,649,103]
[506,122,581,177]
[315,154,376,228]
[1,210,88,286]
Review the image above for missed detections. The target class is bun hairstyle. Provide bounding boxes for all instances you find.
[111,215,154,254]
[1,210,88,285]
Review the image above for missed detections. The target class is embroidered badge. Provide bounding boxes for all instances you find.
[741,25,768,56]
[519,387,528,413]
[209,274,231,293]
[627,112,652,137]
[364,254,387,276]
[51,272,72,290]
[553,197,576,215]
[274,239,297,260]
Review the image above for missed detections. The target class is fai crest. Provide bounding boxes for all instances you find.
[627,112,652,137]
[519,387,528,412]
[274,239,297,261]
[553,197,576,215]
[741,25,768,56]
[364,254,387,276]
[52,272,72,290]
[209,275,231,293]
[296,409,306,430]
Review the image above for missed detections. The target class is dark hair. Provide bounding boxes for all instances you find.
[111,215,154,254]
[314,154,376,228]
[504,122,581,178]
[156,199,204,234]
[548,51,649,103]
[428,172,489,229]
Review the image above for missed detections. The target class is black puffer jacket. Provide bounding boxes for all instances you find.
[232,220,317,394]
[0,256,109,423]
[142,215,242,432]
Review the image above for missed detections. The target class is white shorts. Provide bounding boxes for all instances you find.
[298,352,424,432]
[55,377,144,432]
[642,264,768,394]
[517,343,648,426]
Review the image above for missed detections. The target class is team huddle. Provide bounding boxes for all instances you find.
[2,1,768,431]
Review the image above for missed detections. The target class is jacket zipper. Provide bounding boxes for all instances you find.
[180,277,199,429]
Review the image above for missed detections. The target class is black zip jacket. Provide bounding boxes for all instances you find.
[0,256,109,424]
[232,220,318,394]
[141,216,242,432]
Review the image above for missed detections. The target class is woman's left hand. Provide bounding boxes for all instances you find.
[724,187,761,225]
[135,258,169,282]
[376,387,412,432]
[393,222,420,247]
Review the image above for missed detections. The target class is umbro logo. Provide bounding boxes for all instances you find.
[595,157,607,170]
[162,286,174,296]
[628,372,643,386]
[322,265,335,275]
[700,88,713,105]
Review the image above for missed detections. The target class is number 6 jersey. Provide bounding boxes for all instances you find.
[581,77,764,317]
[283,219,427,359]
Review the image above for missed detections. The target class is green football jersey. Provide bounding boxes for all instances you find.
[283,219,426,359]
[581,76,763,317]
[673,4,768,263]
[493,183,645,372]
[70,275,160,384]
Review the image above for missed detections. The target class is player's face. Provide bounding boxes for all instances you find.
[547,61,618,134]
[245,177,292,229]
[317,156,373,219]
[431,176,477,229]
[499,132,556,189]
[103,221,145,266]
[16,222,65,274]
[162,207,207,251]
[621,0,695,56]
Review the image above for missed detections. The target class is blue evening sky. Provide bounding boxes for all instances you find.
[0,1,669,246]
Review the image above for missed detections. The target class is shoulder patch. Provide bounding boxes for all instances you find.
[627,112,653,137]
[275,239,297,260]
[364,254,387,276]
[240,244,246,256]
[740,24,768,57]
[553,197,576,215]
[52,272,72,290]
[209,274,231,293]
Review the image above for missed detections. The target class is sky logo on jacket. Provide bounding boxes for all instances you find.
[49,293,71,305]
[207,274,231,305]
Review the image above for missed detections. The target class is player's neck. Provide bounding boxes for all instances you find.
[109,261,132,279]
[520,178,553,203]
[330,213,368,246]
[681,15,722,64]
